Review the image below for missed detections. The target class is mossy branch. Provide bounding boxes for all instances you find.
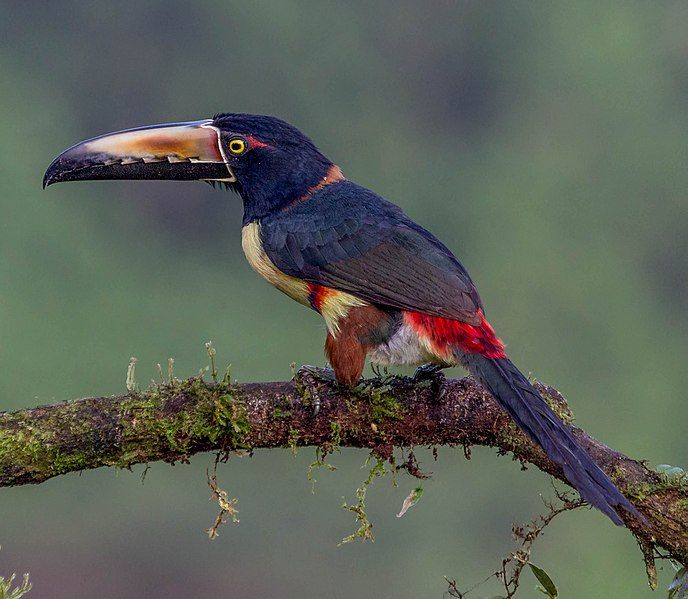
[0,372,686,570]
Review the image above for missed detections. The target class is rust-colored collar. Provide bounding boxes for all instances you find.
[303,164,345,199]
[283,165,345,210]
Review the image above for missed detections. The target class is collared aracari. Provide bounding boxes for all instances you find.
[44,113,642,527]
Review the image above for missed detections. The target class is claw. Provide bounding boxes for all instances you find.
[293,365,336,416]
[412,363,445,381]
[412,363,448,403]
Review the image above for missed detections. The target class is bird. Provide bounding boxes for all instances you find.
[44,113,642,527]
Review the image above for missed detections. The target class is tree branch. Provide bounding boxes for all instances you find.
[0,372,685,569]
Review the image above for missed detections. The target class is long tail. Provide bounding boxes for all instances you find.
[462,353,641,526]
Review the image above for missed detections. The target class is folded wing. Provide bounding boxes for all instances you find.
[260,184,484,325]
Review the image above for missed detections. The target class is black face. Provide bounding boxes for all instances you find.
[211,114,333,220]
[43,113,334,222]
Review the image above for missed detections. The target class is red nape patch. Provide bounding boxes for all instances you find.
[307,284,334,312]
[406,309,507,359]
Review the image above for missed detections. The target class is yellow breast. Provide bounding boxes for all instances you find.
[241,222,367,335]
[241,222,310,306]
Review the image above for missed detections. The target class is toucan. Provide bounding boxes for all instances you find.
[44,113,642,526]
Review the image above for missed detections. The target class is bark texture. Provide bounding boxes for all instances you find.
[0,373,685,569]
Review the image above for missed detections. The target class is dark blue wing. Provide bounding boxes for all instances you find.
[260,181,483,324]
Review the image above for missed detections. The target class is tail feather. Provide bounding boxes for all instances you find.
[462,353,641,526]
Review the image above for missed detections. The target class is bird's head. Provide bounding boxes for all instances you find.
[43,113,338,221]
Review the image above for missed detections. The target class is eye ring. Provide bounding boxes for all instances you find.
[228,137,247,155]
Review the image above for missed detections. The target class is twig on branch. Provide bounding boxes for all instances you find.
[445,488,584,598]
[0,370,686,570]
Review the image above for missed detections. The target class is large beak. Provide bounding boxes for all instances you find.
[43,120,234,188]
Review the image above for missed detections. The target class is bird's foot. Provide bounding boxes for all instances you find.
[412,363,448,403]
[293,365,336,416]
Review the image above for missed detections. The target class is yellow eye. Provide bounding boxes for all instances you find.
[228,137,247,155]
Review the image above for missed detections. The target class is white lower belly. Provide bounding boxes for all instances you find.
[367,322,437,365]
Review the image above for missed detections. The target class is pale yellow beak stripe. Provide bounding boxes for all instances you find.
[81,120,224,164]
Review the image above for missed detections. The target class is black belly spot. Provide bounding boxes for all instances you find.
[358,308,402,346]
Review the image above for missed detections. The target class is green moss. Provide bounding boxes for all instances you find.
[0,563,32,599]
[340,456,387,544]
[623,476,688,503]
[116,395,167,467]
[1,368,259,484]
[307,447,337,489]
[270,395,294,421]
[350,382,404,423]
[0,400,113,480]
[118,377,252,464]
[540,391,575,424]
[329,421,342,447]
[370,393,403,423]
[287,427,300,455]
[0,429,43,477]
[168,380,251,450]
[271,408,287,420]
[51,449,91,474]
[609,464,626,483]
[607,464,687,513]
[216,393,251,448]
[0,378,250,480]
[307,422,343,487]
[495,420,531,455]
[495,386,576,453]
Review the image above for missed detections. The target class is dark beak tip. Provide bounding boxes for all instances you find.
[42,172,59,189]
[43,158,62,189]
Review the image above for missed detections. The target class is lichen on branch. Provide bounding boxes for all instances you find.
[0,368,686,572]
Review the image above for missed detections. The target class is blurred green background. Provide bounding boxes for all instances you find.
[1,2,686,597]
